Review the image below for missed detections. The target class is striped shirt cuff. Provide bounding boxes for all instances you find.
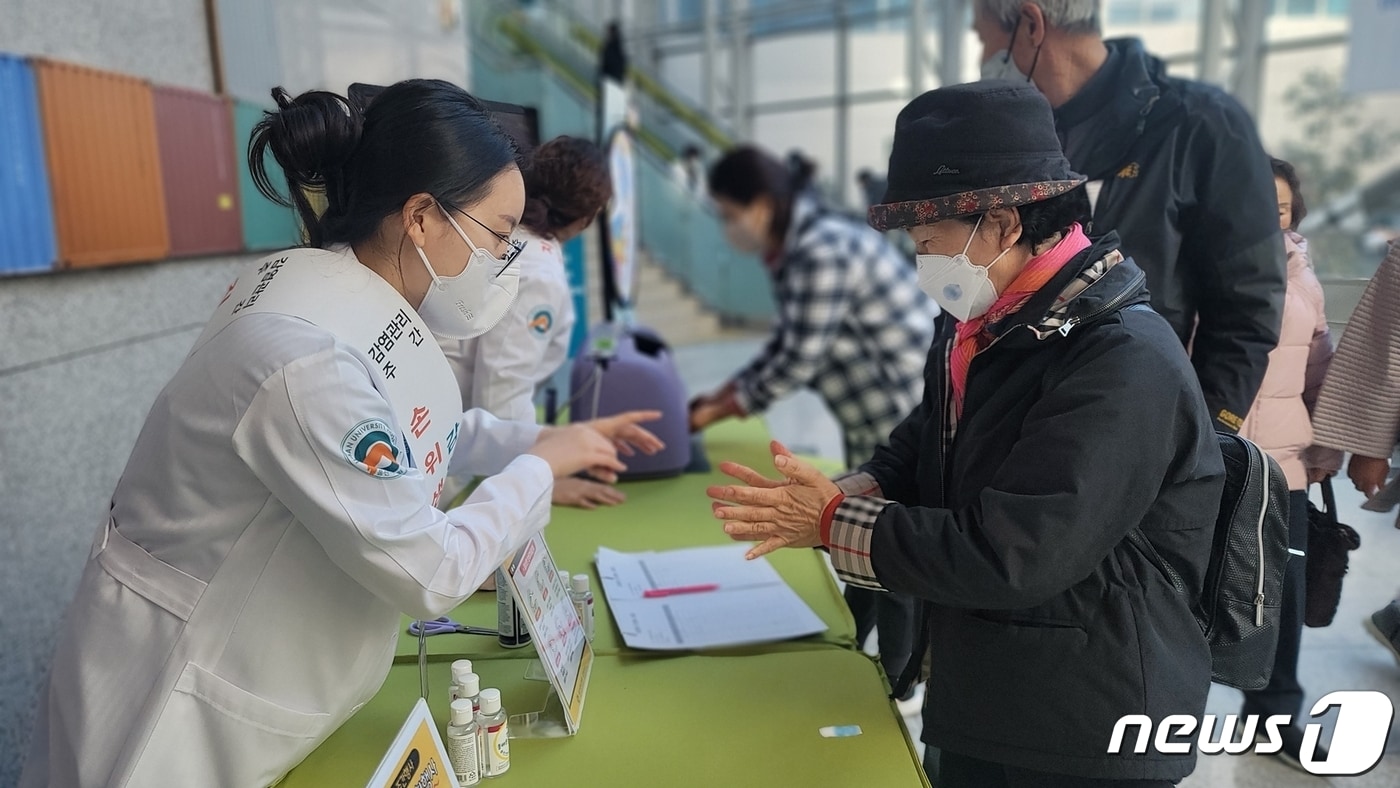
[723,385,749,418]
[824,495,889,591]
[731,376,761,417]
[832,471,881,497]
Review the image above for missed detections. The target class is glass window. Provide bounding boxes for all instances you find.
[1285,0,1319,14]
[1107,0,1144,25]
[674,0,702,25]
[1326,0,1349,14]
[1148,2,1179,21]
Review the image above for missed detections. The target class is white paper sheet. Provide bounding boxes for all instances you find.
[595,545,828,650]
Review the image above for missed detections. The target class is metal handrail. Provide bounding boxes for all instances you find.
[562,21,733,150]
[468,4,776,323]
[484,0,734,155]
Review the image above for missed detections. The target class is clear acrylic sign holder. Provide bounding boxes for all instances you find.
[498,534,594,739]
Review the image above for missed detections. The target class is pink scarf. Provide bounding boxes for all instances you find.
[949,223,1091,418]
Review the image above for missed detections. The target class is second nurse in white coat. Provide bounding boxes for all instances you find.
[441,135,625,509]
[21,80,660,787]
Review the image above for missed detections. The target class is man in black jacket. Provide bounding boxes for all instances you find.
[973,0,1285,433]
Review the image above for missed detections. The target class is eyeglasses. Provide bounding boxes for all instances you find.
[459,210,526,275]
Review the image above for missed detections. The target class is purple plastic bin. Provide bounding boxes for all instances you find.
[570,323,692,479]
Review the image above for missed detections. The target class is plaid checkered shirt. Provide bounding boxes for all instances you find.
[733,197,937,466]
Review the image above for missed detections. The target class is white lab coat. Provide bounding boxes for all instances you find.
[440,229,576,423]
[21,249,554,787]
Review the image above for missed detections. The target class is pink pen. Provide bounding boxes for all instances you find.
[643,583,720,599]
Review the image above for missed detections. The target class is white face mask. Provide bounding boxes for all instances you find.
[915,215,1012,322]
[980,49,1031,82]
[724,222,766,255]
[413,204,522,340]
[721,203,772,256]
[980,20,1041,83]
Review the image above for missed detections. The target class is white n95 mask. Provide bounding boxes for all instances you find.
[915,215,1011,322]
[413,205,522,340]
[980,19,1039,82]
[980,49,1031,82]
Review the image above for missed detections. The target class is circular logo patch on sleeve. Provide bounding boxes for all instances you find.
[527,306,554,337]
[342,419,407,478]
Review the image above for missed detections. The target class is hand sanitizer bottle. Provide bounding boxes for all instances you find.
[459,672,481,714]
[571,574,595,642]
[496,569,531,649]
[477,688,510,777]
[447,698,481,786]
[449,660,473,704]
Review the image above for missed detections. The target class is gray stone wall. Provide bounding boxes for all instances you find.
[0,0,225,779]
[0,0,215,90]
[0,1,469,777]
[0,255,253,781]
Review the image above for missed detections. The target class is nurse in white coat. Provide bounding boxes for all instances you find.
[441,136,625,510]
[20,81,661,787]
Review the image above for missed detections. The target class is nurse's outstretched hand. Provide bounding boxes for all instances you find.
[529,425,628,482]
[707,441,840,560]
[554,477,628,509]
[579,410,666,457]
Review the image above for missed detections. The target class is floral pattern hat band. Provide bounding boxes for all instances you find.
[868,80,1087,232]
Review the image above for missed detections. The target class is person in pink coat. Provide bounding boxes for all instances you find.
[1236,157,1340,770]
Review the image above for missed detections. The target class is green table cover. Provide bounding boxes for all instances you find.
[281,649,929,787]
[394,419,857,663]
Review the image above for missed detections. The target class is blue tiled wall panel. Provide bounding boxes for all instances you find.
[0,54,58,275]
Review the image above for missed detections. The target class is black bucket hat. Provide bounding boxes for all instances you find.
[868,80,1086,231]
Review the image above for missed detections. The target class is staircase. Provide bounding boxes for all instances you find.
[633,255,733,345]
[579,242,758,346]
[469,0,777,334]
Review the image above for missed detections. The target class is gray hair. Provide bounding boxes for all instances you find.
[976,0,1101,35]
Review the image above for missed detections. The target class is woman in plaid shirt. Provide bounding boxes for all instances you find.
[689,145,936,698]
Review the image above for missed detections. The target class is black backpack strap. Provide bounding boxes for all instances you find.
[1105,306,1192,592]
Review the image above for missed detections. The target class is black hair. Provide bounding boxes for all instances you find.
[1270,157,1307,231]
[520,136,612,239]
[249,80,519,249]
[707,145,817,246]
[681,144,702,159]
[952,185,1092,249]
[346,82,384,114]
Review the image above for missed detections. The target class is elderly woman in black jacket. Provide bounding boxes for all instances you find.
[709,81,1225,787]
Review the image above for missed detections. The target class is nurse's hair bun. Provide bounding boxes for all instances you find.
[247,80,518,250]
[248,87,363,239]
